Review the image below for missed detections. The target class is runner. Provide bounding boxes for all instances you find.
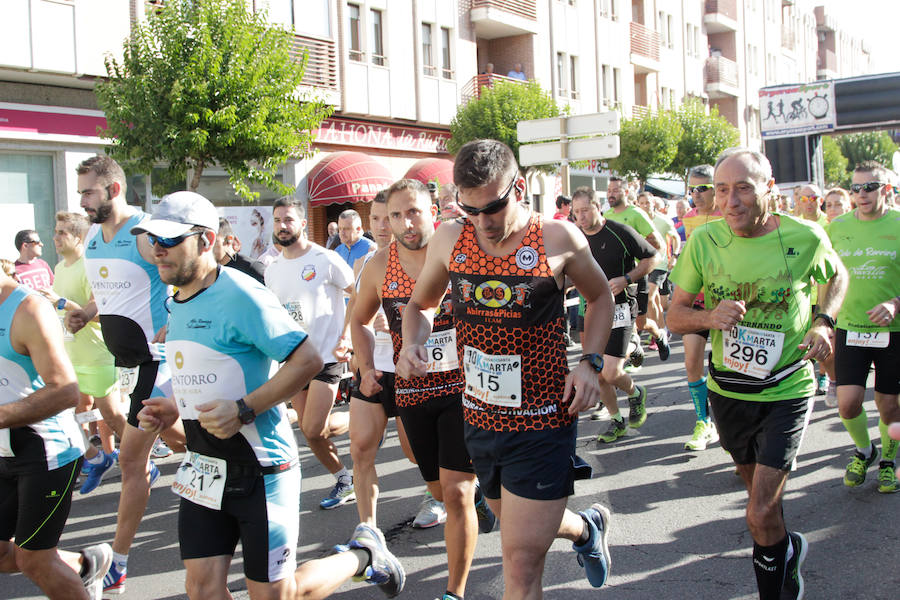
[828,161,900,493]
[572,187,657,442]
[0,266,112,599]
[668,147,847,600]
[679,164,724,451]
[134,191,404,599]
[397,139,615,597]
[604,178,669,359]
[66,155,184,594]
[264,198,356,509]
[636,192,680,346]
[355,178,487,600]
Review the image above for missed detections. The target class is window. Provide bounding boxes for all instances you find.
[599,0,610,17]
[613,67,620,102]
[422,23,435,76]
[601,64,610,103]
[667,15,674,48]
[441,27,452,79]
[658,11,667,46]
[569,55,578,98]
[348,4,363,62]
[370,9,385,66]
[556,52,566,95]
[686,24,694,56]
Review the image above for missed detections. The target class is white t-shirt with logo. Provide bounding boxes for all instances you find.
[265,243,354,361]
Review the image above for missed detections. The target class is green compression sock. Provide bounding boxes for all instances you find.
[841,411,870,451]
[880,419,898,461]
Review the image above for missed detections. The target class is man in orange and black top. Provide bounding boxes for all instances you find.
[397,139,617,597]
[352,178,484,600]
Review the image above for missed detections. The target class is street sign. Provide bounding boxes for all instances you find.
[519,136,620,166]
[517,112,620,142]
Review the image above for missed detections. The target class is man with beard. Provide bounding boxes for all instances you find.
[135,192,405,599]
[66,155,185,594]
[264,198,356,509]
[398,140,616,597]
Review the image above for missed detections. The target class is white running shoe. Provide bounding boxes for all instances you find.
[412,493,447,529]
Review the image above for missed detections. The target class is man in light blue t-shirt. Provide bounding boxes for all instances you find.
[335,209,376,268]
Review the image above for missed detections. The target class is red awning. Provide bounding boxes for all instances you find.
[307,152,394,207]
[403,157,455,186]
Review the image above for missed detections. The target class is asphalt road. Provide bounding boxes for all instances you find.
[5,337,898,599]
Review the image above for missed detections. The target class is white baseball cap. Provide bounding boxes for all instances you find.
[131,191,219,238]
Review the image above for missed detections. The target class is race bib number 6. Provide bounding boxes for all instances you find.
[846,330,889,348]
[172,451,227,510]
[424,328,459,372]
[722,325,785,379]
[463,346,522,408]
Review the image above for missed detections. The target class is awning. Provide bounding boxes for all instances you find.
[645,176,686,198]
[307,151,394,207]
[403,158,455,186]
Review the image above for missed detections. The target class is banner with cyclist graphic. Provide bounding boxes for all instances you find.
[759,81,836,139]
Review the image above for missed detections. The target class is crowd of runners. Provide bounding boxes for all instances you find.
[1,140,898,600]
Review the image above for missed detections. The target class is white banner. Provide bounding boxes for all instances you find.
[760,81,836,139]
[217,206,274,261]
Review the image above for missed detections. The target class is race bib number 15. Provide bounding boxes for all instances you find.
[463,346,522,408]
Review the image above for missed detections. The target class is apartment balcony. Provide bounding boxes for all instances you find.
[290,34,338,92]
[705,55,739,99]
[817,48,837,79]
[629,22,661,73]
[813,6,836,32]
[631,104,651,119]
[460,73,525,104]
[470,0,539,40]
[704,0,738,34]
[781,29,796,51]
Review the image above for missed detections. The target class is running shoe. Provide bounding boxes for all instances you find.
[647,338,658,351]
[781,532,808,600]
[473,484,496,533]
[627,340,644,369]
[412,493,447,528]
[877,461,899,493]
[656,330,671,361]
[844,443,878,487]
[348,523,405,597]
[80,543,112,600]
[589,406,609,421]
[684,420,718,451]
[151,438,173,459]
[79,452,115,495]
[824,382,838,408]
[573,503,612,588]
[627,385,647,428]
[597,417,627,443]
[88,433,102,448]
[815,374,828,396]
[102,561,127,595]
[320,477,356,509]
[149,461,161,488]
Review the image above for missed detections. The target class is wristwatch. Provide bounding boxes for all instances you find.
[579,353,605,372]
[814,313,835,329]
[56,297,67,310]
[236,398,256,425]
[624,273,633,285]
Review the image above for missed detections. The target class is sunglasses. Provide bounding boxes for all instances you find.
[799,195,819,202]
[849,182,884,194]
[689,184,713,193]
[148,231,202,249]
[23,239,42,245]
[457,177,517,216]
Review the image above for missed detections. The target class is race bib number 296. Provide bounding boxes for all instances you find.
[722,325,785,379]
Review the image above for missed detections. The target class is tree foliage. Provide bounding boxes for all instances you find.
[608,110,683,184]
[95,0,332,201]
[822,135,849,188]
[669,100,739,181]
[834,131,898,174]
[447,81,562,173]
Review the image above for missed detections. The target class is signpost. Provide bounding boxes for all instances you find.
[517,111,621,195]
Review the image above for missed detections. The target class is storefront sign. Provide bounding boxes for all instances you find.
[760,81,836,139]
[0,104,107,138]
[315,118,450,154]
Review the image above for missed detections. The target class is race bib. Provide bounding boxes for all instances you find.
[846,330,889,348]
[60,315,74,342]
[118,367,138,397]
[722,325,785,379]
[283,301,305,328]
[172,451,226,510]
[424,328,459,372]
[463,346,522,408]
[612,303,631,329]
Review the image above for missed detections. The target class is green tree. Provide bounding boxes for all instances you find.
[608,109,683,184]
[835,131,898,173]
[669,100,739,182]
[822,135,849,188]
[95,0,332,201]
[447,80,562,173]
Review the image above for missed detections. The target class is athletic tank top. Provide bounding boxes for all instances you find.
[84,212,168,367]
[382,242,463,407]
[449,214,573,432]
[0,287,83,473]
[356,251,394,373]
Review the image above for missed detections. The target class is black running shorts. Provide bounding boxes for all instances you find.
[834,329,900,394]
[397,393,473,482]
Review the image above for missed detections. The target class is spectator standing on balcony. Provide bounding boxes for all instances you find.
[507,63,526,80]
[482,62,495,86]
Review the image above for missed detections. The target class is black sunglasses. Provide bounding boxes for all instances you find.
[23,239,42,245]
[689,184,713,194]
[148,231,202,249]
[849,181,884,194]
[457,177,517,216]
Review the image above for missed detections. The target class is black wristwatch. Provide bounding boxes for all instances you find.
[624,273,633,284]
[579,353,605,372]
[236,398,256,425]
[813,313,835,330]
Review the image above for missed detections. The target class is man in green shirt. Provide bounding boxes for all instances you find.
[828,160,900,494]
[794,184,829,228]
[604,177,669,359]
[669,147,847,600]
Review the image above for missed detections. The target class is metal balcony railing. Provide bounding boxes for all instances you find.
[630,22,661,62]
[460,73,525,104]
[290,34,338,90]
[471,0,537,21]
[704,0,737,21]
[704,55,739,88]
